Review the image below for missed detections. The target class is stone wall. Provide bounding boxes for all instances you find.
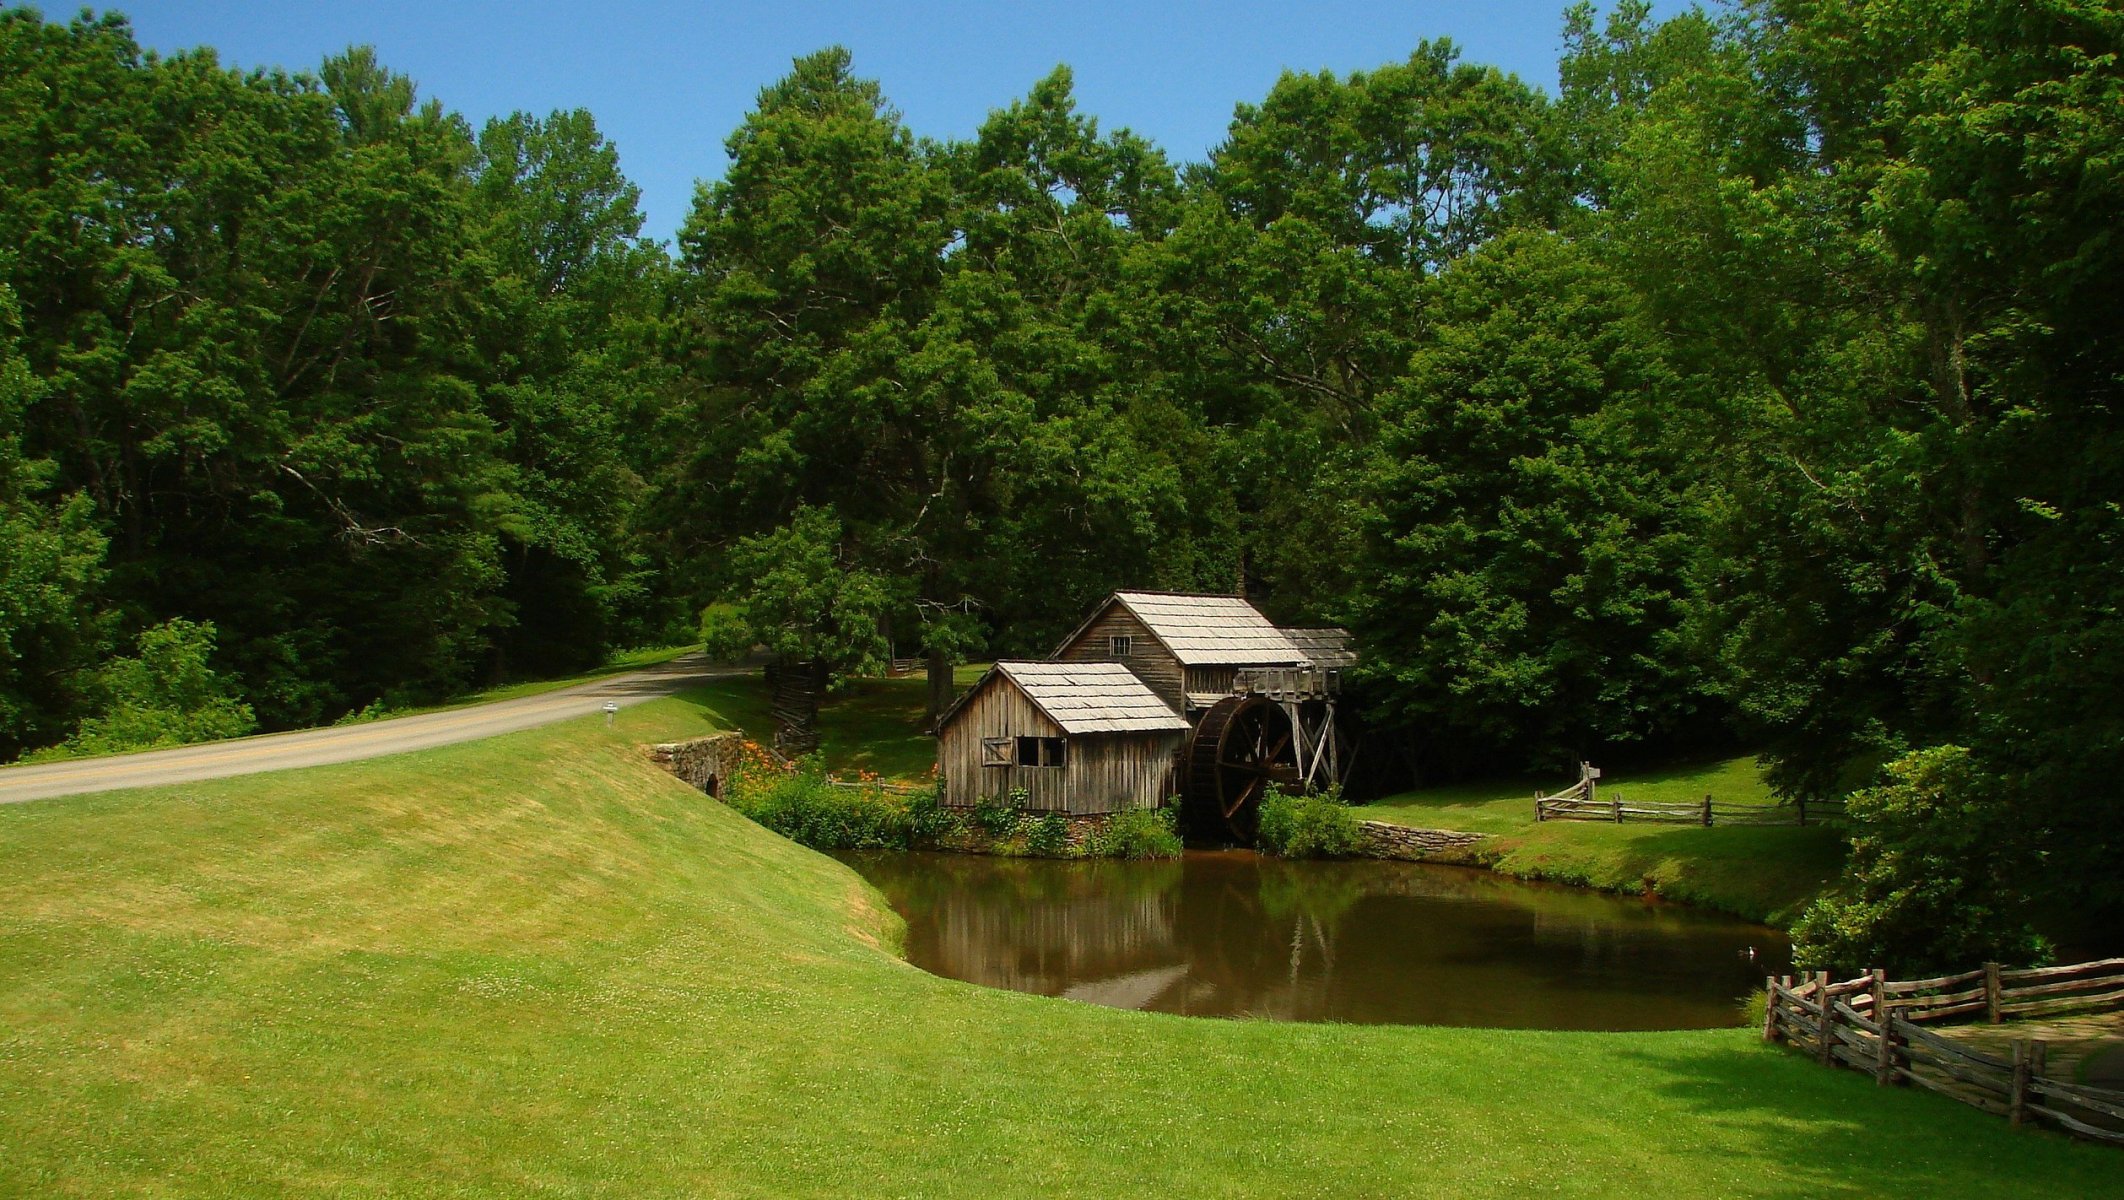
[1354,819,1486,860]
[648,733,745,796]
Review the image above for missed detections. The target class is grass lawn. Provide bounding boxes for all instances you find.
[1362,758,1847,925]
[0,696,2112,1197]
[683,663,989,780]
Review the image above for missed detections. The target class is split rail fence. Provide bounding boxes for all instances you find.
[1533,763,1841,826]
[1763,957,2124,1144]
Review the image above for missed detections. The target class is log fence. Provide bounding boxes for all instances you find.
[1532,763,1841,826]
[1763,956,2124,1145]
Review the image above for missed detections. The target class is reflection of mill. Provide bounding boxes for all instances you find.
[921,862,1185,998]
[853,851,1791,1028]
[901,854,1363,1018]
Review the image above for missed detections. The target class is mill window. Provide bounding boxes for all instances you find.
[1110,635,1133,658]
[980,737,1013,767]
[1014,736,1067,767]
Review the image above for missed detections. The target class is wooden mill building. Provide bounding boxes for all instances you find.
[935,591,1357,838]
[934,661,1189,812]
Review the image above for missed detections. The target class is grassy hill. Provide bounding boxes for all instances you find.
[0,688,2110,1197]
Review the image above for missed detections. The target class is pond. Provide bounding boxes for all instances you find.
[837,850,1791,1030]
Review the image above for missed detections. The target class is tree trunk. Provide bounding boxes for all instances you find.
[768,655,824,755]
[925,646,953,732]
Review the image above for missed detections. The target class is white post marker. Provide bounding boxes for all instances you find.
[602,701,620,727]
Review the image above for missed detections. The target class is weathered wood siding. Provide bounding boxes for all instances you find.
[1054,603,1185,713]
[1052,733,1181,814]
[1184,666,1238,705]
[939,675,1062,808]
[938,673,1179,813]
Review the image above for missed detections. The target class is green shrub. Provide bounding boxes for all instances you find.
[1086,805,1183,860]
[31,619,256,761]
[1256,785,1361,858]
[1024,813,1072,857]
[1736,988,1768,1031]
[1790,746,2050,974]
[972,789,1025,837]
[722,757,917,851]
[904,783,964,842]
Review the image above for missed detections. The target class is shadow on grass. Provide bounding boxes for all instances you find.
[1608,1039,2119,1195]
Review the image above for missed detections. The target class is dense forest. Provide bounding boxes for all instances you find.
[1,2,2118,969]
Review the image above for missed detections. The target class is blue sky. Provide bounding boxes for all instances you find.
[114,1,1671,243]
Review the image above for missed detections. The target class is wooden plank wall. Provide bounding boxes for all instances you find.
[1053,604,1186,713]
[938,674,1180,813]
[1184,666,1237,703]
[1056,733,1181,814]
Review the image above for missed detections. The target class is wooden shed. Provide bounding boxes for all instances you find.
[1051,591,1311,714]
[935,661,1189,814]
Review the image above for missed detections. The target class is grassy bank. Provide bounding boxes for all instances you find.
[0,697,2111,1197]
[685,663,987,780]
[1363,758,1846,925]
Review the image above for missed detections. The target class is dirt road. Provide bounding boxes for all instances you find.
[0,654,739,805]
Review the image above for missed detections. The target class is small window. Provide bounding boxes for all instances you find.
[980,737,1013,767]
[1015,736,1067,767]
[1110,635,1133,658]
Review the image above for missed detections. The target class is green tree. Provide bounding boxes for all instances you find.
[1350,230,1709,771]
[470,107,671,675]
[1596,0,2124,963]
[702,507,893,752]
[0,282,106,757]
[40,618,255,759]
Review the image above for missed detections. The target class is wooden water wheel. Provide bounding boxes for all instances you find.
[1182,694,1301,843]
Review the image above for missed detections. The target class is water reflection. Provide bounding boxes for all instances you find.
[839,850,1791,1030]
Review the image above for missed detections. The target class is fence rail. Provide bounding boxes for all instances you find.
[1763,958,2124,1145]
[1534,792,1841,826]
[824,777,923,796]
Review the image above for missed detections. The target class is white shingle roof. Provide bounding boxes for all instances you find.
[995,661,1189,734]
[1111,591,1308,667]
[1280,627,1358,669]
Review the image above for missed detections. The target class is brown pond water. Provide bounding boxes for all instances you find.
[837,850,1791,1030]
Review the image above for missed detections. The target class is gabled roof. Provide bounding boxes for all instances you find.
[1280,627,1358,669]
[939,661,1189,736]
[1105,591,1308,667]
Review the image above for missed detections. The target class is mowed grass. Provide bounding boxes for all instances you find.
[683,663,988,780]
[0,697,2113,1197]
[1363,758,1847,925]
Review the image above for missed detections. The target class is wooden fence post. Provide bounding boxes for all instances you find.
[1702,794,1713,826]
[1797,797,1808,827]
[2009,1040,2031,1127]
[1613,795,1624,823]
[1535,794,1544,823]
[1870,968,1894,1084]
[1815,971,1835,1067]
[1984,961,2003,1024]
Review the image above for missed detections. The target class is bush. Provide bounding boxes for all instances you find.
[720,752,928,851]
[32,619,256,760]
[904,784,965,842]
[1024,813,1072,857]
[1256,785,1361,858]
[1735,987,1768,1031]
[1790,745,2050,974]
[1086,805,1183,860]
[972,789,1026,837]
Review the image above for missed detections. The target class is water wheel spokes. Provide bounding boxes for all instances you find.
[1184,695,1301,843]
